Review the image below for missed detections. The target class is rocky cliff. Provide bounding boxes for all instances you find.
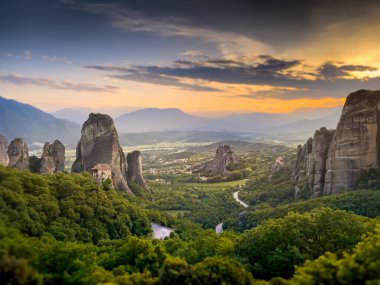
[324,90,380,194]
[71,113,133,194]
[0,135,9,166]
[7,138,29,170]
[197,144,238,175]
[39,140,65,173]
[293,90,380,196]
[292,128,335,197]
[127,150,150,193]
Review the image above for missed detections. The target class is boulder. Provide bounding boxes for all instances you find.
[39,140,65,173]
[72,113,133,194]
[127,150,150,192]
[7,138,29,170]
[0,135,9,166]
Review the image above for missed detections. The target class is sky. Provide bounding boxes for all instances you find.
[1,0,380,117]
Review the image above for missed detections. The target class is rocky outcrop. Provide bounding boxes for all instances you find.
[7,138,29,170]
[293,89,380,196]
[307,128,335,196]
[292,128,336,197]
[292,138,313,184]
[198,145,238,175]
[127,150,150,192]
[0,135,9,166]
[72,113,133,194]
[39,140,65,173]
[271,156,286,174]
[324,90,380,195]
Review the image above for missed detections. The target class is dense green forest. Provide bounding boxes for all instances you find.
[0,164,380,284]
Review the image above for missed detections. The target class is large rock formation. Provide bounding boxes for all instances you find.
[293,90,380,196]
[195,145,238,175]
[0,135,9,166]
[127,150,150,193]
[271,156,286,174]
[292,138,313,186]
[324,90,380,194]
[71,113,133,194]
[39,140,65,173]
[7,138,29,170]
[307,128,335,196]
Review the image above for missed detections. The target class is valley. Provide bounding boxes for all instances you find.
[1,91,380,285]
[3,1,380,283]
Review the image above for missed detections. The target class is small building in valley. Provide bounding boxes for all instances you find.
[92,163,113,188]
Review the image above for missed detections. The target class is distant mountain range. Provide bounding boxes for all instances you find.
[0,96,341,147]
[0,97,81,145]
[54,106,332,133]
[51,108,89,125]
[118,130,245,146]
[114,108,239,133]
[113,108,340,134]
[265,112,341,134]
[219,113,299,130]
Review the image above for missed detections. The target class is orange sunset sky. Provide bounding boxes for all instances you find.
[1,0,380,117]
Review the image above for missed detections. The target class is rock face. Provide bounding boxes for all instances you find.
[204,145,238,175]
[127,150,150,192]
[72,113,133,194]
[324,90,380,195]
[292,128,337,196]
[7,138,29,170]
[292,138,313,185]
[293,90,380,196]
[0,135,9,166]
[271,156,286,174]
[39,140,65,173]
[307,128,335,196]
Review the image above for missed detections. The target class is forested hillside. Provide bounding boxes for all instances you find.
[1,165,380,284]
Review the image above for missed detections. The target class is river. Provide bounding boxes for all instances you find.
[215,222,223,234]
[151,222,173,239]
[152,191,248,236]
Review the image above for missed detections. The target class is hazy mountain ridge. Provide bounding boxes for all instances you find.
[114,108,238,133]
[114,107,340,134]
[118,130,244,146]
[0,96,81,145]
[51,108,89,125]
[265,112,341,134]
[0,97,340,147]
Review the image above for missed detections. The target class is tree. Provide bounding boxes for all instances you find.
[291,226,380,284]
[159,257,190,285]
[235,208,374,279]
[190,256,254,285]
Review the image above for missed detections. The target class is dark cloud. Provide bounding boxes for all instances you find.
[87,55,380,99]
[59,0,380,50]
[88,55,307,88]
[317,62,377,79]
[0,74,119,93]
[87,65,221,92]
